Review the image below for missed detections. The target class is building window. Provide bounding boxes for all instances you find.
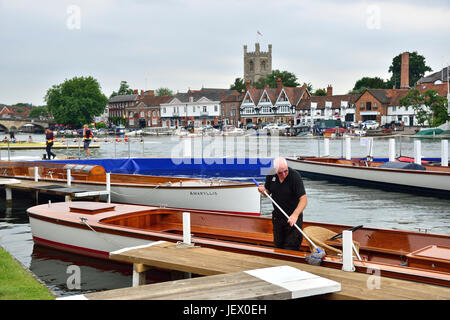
[231,109,236,116]
[203,106,207,112]
[360,102,364,109]
[366,102,371,111]
[162,107,166,114]
[214,105,218,112]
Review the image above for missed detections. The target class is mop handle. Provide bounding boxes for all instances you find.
[251,178,319,251]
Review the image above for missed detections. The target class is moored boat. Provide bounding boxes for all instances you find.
[286,156,450,197]
[27,201,450,287]
[0,161,260,215]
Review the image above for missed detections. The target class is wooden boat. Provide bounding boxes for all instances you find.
[286,156,450,197]
[27,201,450,287]
[0,161,260,215]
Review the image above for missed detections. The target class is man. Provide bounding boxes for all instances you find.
[45,128,56,160]
[82,124,92,158]
[257,157,307,251]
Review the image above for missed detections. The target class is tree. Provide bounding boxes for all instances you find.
[387,52,432,88]
[350,76,387,94]
[312,88,327,96]
[110,80,134,98]
[229,78,246,92]
[29,106,49,118]
[399,89,449,127]
[155,87,174,96]
[45,76,108,128]
[254,70,299,89]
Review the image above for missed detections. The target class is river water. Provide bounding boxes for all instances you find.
[0,132,449,297]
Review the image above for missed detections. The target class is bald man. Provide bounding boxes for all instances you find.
[257,157,308,251]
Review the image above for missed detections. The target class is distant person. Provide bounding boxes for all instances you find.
[3,136,7,143]
[61,136,66,143]
[82,124,92,158]
[9,130,15,140]
[45,128,56,160]
[28,135,33,143]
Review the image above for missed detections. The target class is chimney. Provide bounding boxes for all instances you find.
[327,85,333,96]
[133,89,138,94]
[246,80,250,91]
[276,77,282,91]
[400,52,410,88]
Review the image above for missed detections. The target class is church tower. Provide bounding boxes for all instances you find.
[243,43,272,85]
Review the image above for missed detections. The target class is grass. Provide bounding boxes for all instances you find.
[0,247,55,300]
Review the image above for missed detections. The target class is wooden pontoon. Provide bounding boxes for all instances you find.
[0,161,260,215]
[27,201,450,287]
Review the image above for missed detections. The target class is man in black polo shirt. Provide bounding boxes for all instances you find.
[257,157,308,251]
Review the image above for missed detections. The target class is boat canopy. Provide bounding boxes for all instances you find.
[379,161,426,170]
[43,158,274,178]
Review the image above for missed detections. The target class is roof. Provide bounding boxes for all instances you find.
[138,94,173,107]
[244,85,307,106]
[109,94,139,103]
[417,66,450,84]
[168,88,236,103]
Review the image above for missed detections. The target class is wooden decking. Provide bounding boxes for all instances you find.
[0,178,109,201]
[72,241,450,300]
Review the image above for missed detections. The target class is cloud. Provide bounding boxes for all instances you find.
[0,0,449,104]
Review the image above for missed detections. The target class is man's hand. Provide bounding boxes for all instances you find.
[287,214,298,227]
[257,185,268,196]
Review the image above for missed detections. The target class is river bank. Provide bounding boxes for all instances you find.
[0,245,54,300]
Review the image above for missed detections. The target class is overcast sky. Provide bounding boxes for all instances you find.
[1,0,449,106]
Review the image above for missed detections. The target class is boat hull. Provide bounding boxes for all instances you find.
[286,157,450,197]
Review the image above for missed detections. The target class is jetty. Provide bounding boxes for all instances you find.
[0,143,100,150]
[62,241,450,300]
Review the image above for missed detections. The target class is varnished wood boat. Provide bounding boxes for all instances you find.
[0,161,260,215]
[27,201,450,287]
[286,156,450,197]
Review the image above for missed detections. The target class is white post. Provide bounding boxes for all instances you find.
[5,187,12,202]
[323,138,330,157]
[342,230,355,272]
[414,140,421,165]
[345,137,351,160]
[34,167,39,182]
[183,212,191,245]
[389,138,396,162]
[442,140,448,167]
[67,169,71,186]
[106,172,111,203]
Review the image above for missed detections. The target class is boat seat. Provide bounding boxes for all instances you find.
[190,225,273,245]
[304,226,360,256]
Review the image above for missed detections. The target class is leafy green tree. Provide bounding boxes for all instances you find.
[29,106,48,118]
[229,78,246,92]
[350,76,387,94]
[45,76,108,128]
[312,88,327,96]
[155,87,174,96]
[399,89,449,127]
[110,81,134,98]
[387,52,432,88]
[254,70,299,89]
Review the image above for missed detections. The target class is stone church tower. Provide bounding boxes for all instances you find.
[243,43,272,85]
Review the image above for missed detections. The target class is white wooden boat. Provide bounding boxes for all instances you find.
[0,161,260,215]
[286,156,450,197]
[27,201,450,287]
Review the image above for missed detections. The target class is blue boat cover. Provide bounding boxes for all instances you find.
[43,158,274,179]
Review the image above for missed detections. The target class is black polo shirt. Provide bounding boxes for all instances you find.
[264,167,306,219]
